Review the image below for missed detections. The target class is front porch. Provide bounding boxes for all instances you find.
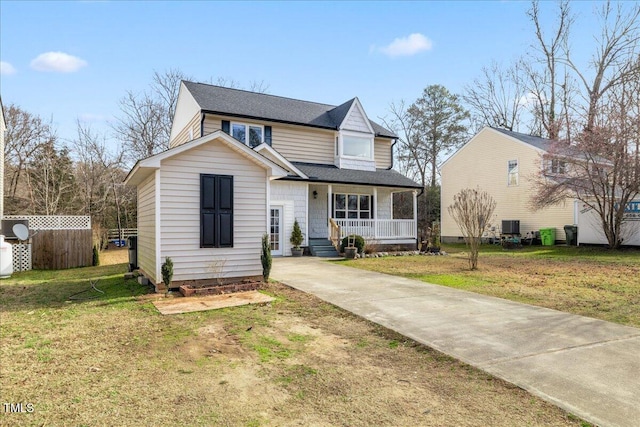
[308,183,418,248]
[332,219,416,241]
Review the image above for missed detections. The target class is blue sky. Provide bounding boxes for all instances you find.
[0,1,609,149]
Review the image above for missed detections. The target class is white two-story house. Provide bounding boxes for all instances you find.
[125,82,421,287]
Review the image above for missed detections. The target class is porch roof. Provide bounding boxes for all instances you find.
[286,162,422,189]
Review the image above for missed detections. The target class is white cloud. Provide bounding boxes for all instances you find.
[30,51,88,73]
[0,61,17,75]
[378,33,433,57]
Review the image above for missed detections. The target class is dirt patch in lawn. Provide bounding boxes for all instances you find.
[0,266,585,426]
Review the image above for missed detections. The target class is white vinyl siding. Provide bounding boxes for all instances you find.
[169,83,201,145]
[441,128,574,241]
[170,112,201,148]
[159,142,267,281]
[137,173,157,283]
[342,104,371,133]
[270,181,308,256]
[202,115,335,165]
[374,138,392,169]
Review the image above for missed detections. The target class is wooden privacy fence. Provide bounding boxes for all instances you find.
[31,229,93,270]
[2,215,92,271]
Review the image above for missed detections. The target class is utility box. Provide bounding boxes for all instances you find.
[127,236,138,272]
[502,220,520,235]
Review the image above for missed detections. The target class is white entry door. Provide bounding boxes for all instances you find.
[270,206,283,256]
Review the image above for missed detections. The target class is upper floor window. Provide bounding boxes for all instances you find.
[508,159,518,186]
[339,131,373,160]
[232,122,263,148]
[549,159,566,175]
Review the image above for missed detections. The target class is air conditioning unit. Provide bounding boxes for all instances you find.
[1,219,29,240]
[502,220,520,234]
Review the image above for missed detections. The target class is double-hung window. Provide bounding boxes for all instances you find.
[222,120,272,147]
[334,194,372,219]
[549,159,566,175]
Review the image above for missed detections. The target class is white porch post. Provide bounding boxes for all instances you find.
[327,184,332,238]
[373,187,378,239]
[412,190,418,241]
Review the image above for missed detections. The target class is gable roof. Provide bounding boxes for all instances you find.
[442,127,554,169]
[288,162,422,189]
[182,81,397,138]
[490,127,553,151]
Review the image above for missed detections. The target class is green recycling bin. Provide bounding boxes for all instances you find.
[539,228,556,246]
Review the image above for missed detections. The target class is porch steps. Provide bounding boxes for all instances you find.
[308,238,340,258]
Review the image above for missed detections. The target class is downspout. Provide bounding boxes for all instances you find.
[200,112,206,138]
[389,137,398,170]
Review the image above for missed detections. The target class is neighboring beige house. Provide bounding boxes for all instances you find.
[125,82,421,287]
[441,127,574,243]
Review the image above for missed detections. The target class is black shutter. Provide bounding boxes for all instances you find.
[264,126,272,146]
[201,175,216,247]
[221,120,230,134]
[201,174,234,248]
[217,176,234,247]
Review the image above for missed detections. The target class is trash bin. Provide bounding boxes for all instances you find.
[127,236,138,272]
[564,225,578,246]
[539,228,556,246]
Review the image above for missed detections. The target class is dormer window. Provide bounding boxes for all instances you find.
[339,131,373,160]
[232,122,263,148]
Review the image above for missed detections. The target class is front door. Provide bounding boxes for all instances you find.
[269,206,283,256]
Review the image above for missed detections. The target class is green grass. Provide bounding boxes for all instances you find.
[343,244,640,327]
[0,261,589,426]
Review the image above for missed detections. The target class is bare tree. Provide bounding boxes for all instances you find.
[25,142,77,215]
[74,121,134,245]
[526,0,573,140]
[381,100,426,187]
[531,78,640,248]
[464,60,528,133]
[3,104,56,212]
[563,1,640,132]
[447,187,496,270]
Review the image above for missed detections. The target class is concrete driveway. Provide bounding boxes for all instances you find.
[272,257,640,427]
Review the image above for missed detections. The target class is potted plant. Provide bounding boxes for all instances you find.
[342,234,364,259]
[290,219,304,257]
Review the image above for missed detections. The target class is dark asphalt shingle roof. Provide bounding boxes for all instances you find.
[183,81,397,138]
[491,127,553,151]
[288,162,422,189]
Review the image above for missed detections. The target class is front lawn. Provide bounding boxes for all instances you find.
[343,244,640,327]
[0,263,586,426]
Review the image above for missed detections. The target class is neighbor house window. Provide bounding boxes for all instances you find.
[341,134,373,159]
[201,174,234,248]
[549,159,566,175]
[508,160,519,186]
[333,194,372,219]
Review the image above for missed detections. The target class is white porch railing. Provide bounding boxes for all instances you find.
[334,219,415,239]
